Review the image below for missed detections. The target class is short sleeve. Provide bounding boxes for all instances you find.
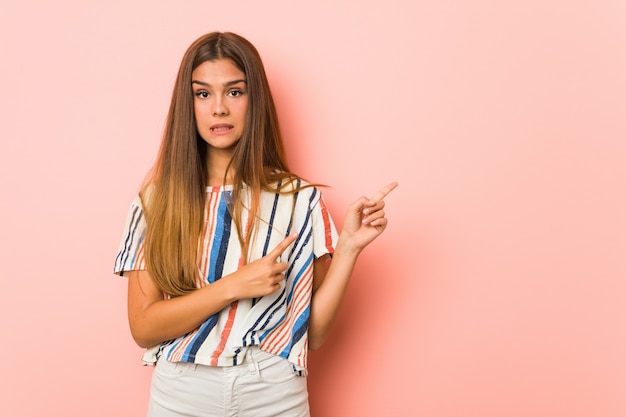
[113,195,147,276]
[310,189,339,259]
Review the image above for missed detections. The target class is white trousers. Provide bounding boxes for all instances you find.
[147,347,310,417]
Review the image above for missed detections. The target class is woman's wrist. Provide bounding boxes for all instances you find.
[207,277,238,304]
[335,235,363,258]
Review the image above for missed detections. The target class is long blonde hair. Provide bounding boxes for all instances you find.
[141,32,299,296]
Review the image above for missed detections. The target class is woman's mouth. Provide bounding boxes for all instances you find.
[210,124,234,134]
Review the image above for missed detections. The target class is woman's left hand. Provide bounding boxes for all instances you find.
[339,182,397,254]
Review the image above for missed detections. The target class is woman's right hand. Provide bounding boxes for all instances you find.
[223,233,298,300]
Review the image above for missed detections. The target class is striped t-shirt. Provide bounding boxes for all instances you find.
[114,181,338,375]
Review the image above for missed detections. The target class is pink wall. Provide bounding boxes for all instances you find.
[1,1,625,416]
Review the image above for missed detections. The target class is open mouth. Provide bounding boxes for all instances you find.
[210,124,234,132]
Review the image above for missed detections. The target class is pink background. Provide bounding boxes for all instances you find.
[1,1,625,416]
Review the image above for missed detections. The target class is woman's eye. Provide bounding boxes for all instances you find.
[195,91,209,98]
[228,89,244,97]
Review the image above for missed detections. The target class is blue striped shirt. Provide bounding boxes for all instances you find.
[114,181,338,374]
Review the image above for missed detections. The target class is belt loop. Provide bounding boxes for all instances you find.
[246,348,260,376]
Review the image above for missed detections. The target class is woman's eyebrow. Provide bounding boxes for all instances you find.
[224,79,246,86]
[191,79,247,87]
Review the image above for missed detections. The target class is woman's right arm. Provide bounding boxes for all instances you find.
[127,270,233,348]
[127,233,298,348]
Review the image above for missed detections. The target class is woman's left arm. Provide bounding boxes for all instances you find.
[308,182,397,350]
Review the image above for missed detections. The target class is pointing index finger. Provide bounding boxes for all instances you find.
[268,233,298,259]
[370,182,398,202]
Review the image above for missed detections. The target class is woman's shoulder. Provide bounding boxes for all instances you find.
[136,182,157,207]
[273,176,323,195]
[259,171,327,207]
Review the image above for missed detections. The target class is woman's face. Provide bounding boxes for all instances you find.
[192,59,248,155]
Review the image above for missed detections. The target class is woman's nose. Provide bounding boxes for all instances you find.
[212,98,228,116]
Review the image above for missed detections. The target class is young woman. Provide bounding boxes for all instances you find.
[114,32,396,417]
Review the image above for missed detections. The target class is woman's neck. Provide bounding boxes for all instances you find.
[206,150,235,186]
